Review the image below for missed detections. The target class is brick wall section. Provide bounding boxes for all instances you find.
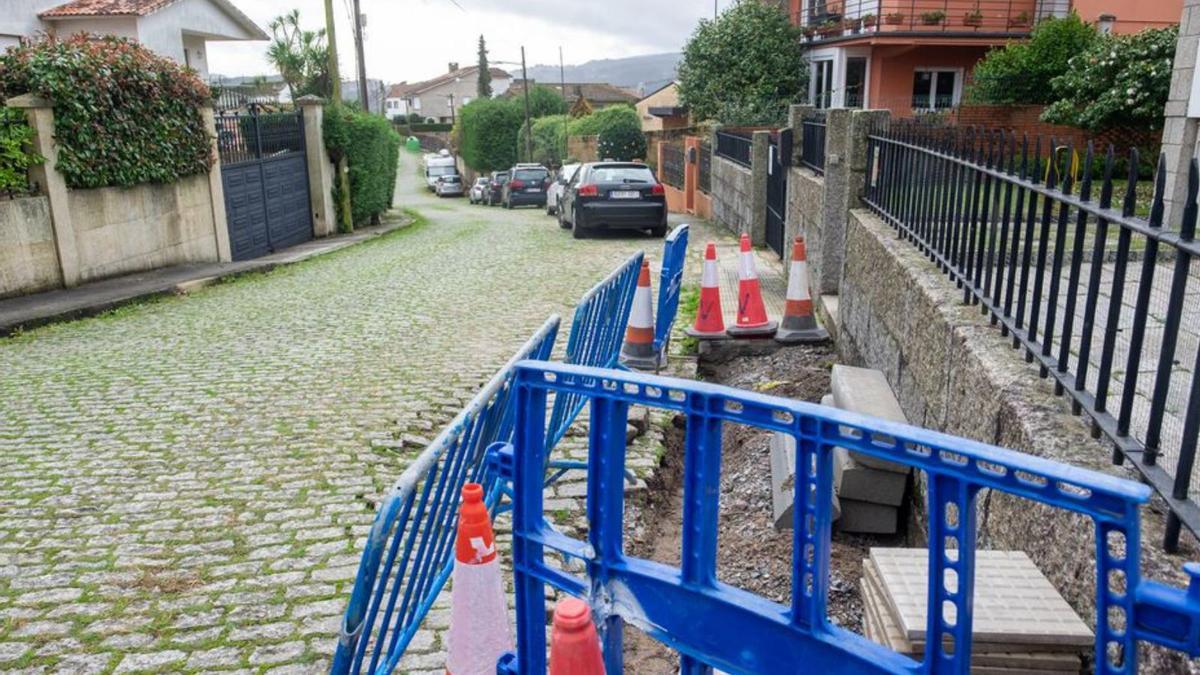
[950,104,1158,156]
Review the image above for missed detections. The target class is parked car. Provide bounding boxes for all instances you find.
[484,171,510,206]
[546,163,580,216]
[435,175,464,197]
[501,164,551,209]
[424,150,458,191]
[557,162,667,239]
[469,177,489,204]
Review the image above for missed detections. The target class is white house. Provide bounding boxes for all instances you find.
[386,64,512,123]
[0,0,267,80]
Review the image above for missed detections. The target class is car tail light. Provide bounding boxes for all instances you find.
[578,184,599,197]
[510,179,525,190]
[651,183,665,195]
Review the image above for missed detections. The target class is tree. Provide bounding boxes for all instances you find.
[477,35,492,98]
[1042,25,1177,131]
[526,85,567,118]
[677,0,806,125]
[967,14,1097,105]
[458,98,523,172]
[267,10,331,100]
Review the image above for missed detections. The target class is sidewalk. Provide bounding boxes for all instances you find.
[0,219,409,336]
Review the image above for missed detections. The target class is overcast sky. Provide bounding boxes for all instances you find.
[208,0,736,84]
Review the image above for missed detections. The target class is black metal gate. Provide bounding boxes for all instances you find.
[216,105,313,261]
[765,128,792,258]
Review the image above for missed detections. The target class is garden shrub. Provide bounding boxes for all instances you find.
[566,106,646,161]
[968,13,1097,105]
[1042,25,1178,132]
[0,35,212,189]
[458,97,523,172]
[0,107,40,195]
[324,104,401,226]
[517,114,568,166]
[567,104,638,137]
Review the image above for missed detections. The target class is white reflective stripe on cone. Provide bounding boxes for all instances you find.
[702,260,720,288]
[787,261,809,301]
[629,286,654,327]
[446,558,512,675]
[738,251,756,280]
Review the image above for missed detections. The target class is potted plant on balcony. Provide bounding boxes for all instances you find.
[1008,10,1031,28]
[885,12,905,25]
[920,10,946,25]
[844,17,863,32]
[802,26,816,39]
[862,13,877,27]
[818,19,842,37]
[963,8,983,26]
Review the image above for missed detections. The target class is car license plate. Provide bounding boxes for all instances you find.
[526,188,540,192]
[611,190,640,199]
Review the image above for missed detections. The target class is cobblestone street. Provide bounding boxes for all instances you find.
[0,151,717,674]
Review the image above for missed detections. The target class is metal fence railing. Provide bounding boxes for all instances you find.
[661,142,685,189]
[801,111,827,176]
[863,122,1200,551]
[715,130,752,168]
[699,141,712,194]
[215,104,306,166]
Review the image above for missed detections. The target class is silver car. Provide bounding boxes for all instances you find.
[469,177,488,204]
[546,163,580,215]
[435,175,464,197]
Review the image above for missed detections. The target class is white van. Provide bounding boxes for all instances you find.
[424,149,459,191]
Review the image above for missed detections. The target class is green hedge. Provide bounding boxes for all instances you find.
[0,35,212,189]
[0,107,40,195]
[517,114,568,166]
[567,106,646,161]
[458,98,523,172]
[325,105,402,226]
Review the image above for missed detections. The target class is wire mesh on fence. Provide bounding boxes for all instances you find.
[801,111,827,176]
[715,130,752,168]
[699,141,712,194]
[862,121,1200,550]
[661,142,685,189]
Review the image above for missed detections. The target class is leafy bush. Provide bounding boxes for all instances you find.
[517,114,568,166]
[522,85,567,118]
[597,113,647,161]
[324,104,401,226]
[0,107,40,195]
[678,0,807,125]
[0,35,213,189]
[968,14,1097,105]
[567,105,636,137]
[1042,25,1177,131]
[458,97,523,172]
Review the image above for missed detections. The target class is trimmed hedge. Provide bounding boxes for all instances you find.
[0,107,40,195]
[458,98,523,173]
[325,105,402,226]
[0,35,212,189]
[517,114,568,166]
[567,106,646,161]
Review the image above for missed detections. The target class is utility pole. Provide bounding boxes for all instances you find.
[559,46,567,166]
[324,0,341,101]
[520,46,532,163]
[352,0,369,112]
[447,93,456,125]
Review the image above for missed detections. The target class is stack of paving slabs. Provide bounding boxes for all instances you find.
[860,548,1091,674]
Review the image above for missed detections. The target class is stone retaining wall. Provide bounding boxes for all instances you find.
[0,195,59,298]
[711,155,754,236]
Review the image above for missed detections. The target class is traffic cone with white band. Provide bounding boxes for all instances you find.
[685,242,727,339]
[726,233,777,338]
[776,236,829,344]
[549,598,605,675]
[620,260,659,370]
[446,483,511,675]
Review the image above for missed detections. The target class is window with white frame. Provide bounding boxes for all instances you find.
[811,59,834,109]
[911,69,960,110]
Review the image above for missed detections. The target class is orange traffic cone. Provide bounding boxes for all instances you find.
[776,236,829,344]
[620,260,659,371]
[446,484,512,675]
[685,242,727,340]
[726,233,777,338]
[549,598,605,675]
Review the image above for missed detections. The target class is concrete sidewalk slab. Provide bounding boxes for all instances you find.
[0,220,408,336]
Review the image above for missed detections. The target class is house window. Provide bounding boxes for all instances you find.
[413,97,422,110]
[911,69,960,110]
[811,59,834,109]
[845,58,867,108]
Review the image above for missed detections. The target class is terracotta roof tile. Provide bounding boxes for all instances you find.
[40,0,178,17]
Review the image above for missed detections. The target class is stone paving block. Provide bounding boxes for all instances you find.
[838,499,898,534]
[833,447,908,506]
[770,430,841,530]
[867,548,1092,648]
[830,365,910,474]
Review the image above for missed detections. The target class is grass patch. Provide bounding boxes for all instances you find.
[677,285,700,356]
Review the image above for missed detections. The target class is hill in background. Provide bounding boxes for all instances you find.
[513,52,680,96]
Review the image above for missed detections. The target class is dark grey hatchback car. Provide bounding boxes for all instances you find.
[556,162,667,239]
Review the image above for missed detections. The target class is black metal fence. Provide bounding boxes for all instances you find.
[699,141,713,194]
[661,142,685,189]
[715,130,752,168]
[215,104,306,166]
[801,112,827,176]
[863,122,1200,551]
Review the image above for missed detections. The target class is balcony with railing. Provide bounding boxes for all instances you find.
[793,0,1068,43]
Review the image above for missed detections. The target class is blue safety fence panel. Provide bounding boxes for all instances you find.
[329,317,560,675]
[544,251,643,454]
[653,224,689,362]
[498,362,1200,675]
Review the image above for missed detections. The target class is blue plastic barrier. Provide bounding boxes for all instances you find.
[652,224,689,367]
[495,362,1200,675]
[329,317,560,675]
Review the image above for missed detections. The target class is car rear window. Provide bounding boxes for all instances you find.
[429,166,457,177]
[443,176,461,183]
[514,169,548,181]
[589,165,655,183]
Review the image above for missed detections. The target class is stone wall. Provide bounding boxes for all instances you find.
[68,174,221,283]
[1161,0,1200,228]
[837,207,1188,672]
[785,168,824,284]
[711,155,754,236]
[0,195,60,298]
